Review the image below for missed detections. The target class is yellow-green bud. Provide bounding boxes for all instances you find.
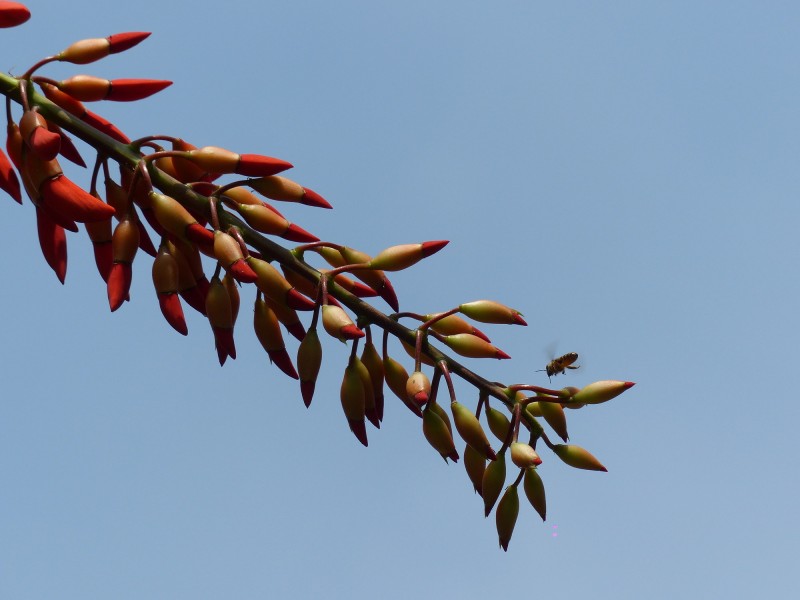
[485,404,512,443]
[552,444,607,471]
[463,443,486,495]
[523,467,546,521]
[383,355,421,417]
[510,442,541,468]
[422,404,459,462]
[451,401,496,460]
[571,380,635,405]
[441,333,510,359]
[297,327,322,407]
[406,370,431,406]
[459,300,526,325]
[482,453,506,517]
[538,399,569,442]
[340,361,367,446]
[496,485,520,551]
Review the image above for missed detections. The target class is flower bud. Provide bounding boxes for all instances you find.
[338,246,399,311]
[451,401,496,460]
[297,327,322,407]
[341,361,368,446]
[107,218,139,311]
[510,442,541,468]
[254,295,297,379]
[58,75,172,102]
[571,380,635,405]
[353,356,379,428]
[0,2,30,28]
[266,296,305,341]
[406,370,431,406]
[152,247,187,335]
[367,240,448,271]
[248,175,332,208]
[422,404,459,462]
[247,256,314,310]
[321,304,364,341]
[84,216,112,281]
[463,443,486,495]
[57,32,150,64]
[35,206,67,283]
[459,300,527,325]
[441,333,510,359]
[20,109,60,161]
[383,355,421,417]
[552,444,607,472]
[427,313,490,342]
[360,338,385,423]
[0,147,21,203]
[148,192,214,246]
[213,230,257,283]
[184,146,292,177]
[485,404,512,444]
[538,399,569,442]
[496,485,519,551]
[39,173,115,223]
[482,453,506,517]
[523,467,546,521]
[206,275,236,365]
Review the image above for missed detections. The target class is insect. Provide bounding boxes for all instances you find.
[539,352,580,381]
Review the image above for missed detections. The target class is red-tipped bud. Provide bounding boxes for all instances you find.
[427,313,490,342]
[254,295,298,379]
[571,380,636,405]
[341,360,368,446]
[510,442,542,468]
[184,146,292,177]
[406,370,431,406]
[0,2,30,28]
[248,176,331,208]
[84,216,113,281]
[441,333,510,359]
[35,206,67,283]
[147,191,205,244]
[282,223,319,243]
[360,338,385,423]
[321,305,363,341]
[58,75,172,102]
[367,240,448,272]
[266,296,305,341]
[206,276,236,365]
[107,31,151,53]
[158,293,188,336]
[152,249,187,335]
[523,468,547,522]
[422,404,459,462]
[383,355,421,417]
[213,231,257,283]
[20,110,60,161]
[107,263,132,312]
[40,174,115,222]
[459,300,527,325]
[0,147,21,203]
[57,32,150,64]
[552,444,607,472]
[464,444,487,495]
[352,356,379,429]
[451,401,496,460]
[107,218,139,311]
[538,399,569,442]
[297,327,323,407]
[482,453,506,517]
[496,485,520,551]
[300,187,332,209]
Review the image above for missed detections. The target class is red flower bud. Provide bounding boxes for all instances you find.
[0,2,30,28]
[84,214,113,281]
[152,248,188,335]
[20,109,60,161]
[58,75,172,102]
[107,218,139,311]
[297,327,322,407]
[321,304,364,341]
[184,146,292,177]
[0,147,21,203]
[254,295,298,379]
[206,276,236,365]
[35,206,67,283]
[40,173,116,223]
[248,175,332,208]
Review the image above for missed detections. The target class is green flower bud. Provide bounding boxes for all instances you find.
[496,485,520,551]
[360,338,385,423]
[297,327,322,407]
[441,333,510,359]
[451,401,496,460]
[552,444,607,472]
[571,380,635,405]
[463,443,486,495]
[482,453,506,517]
[485,404,512,443]
[340,360,367,446]
[423,404,459,462]
[458,300,526,325]
[510,442,541,468]
[538,399,569,442]
[383,355,421,417]
[523,467,546,521]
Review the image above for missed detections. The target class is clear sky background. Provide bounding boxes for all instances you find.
[1,1,798,598]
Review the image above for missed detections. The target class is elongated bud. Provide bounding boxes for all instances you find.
[152,248,187,335]
[360,338,385,422]
[58,75,172,102]
[352,356,379,428]
[0,2,30,28]
[40,174,115,223]
[459,300,527,326]
[148,191,213,246]
[0,147,21,203]
[538,399,569,442]
[213,230,257,283]
[35,206,67,283]
[246,257,314,310]
[338,246,399,311]
[341,361,368,446]
[297,327,322,406]
[222,273,240,326]
[254,295,298,379]
[322,304,363,341]
[485,405,512,444]
[248,175,331,208]
[464,443,487,495]
[383,355,421,417]
[451,401,496,460]
[510,442,541,468]
[523,468,546,521]
[482,453,506,517]
[406,370,431,406]
[552,444,607,472]
[107,218,139,311]
[496,485,519,551]
[20,109,60,161]
[367,240,448,272]
[266,296,305,341]
[206,275,236,365]
[427,313,490,342]
[442,333,510,359]
[57,32,150,64]
[422,404,459,462]
[84,216,112,281]
[184,146,292,177]
[571,380,635,405]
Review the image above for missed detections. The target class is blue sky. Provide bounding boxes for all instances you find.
[1,1,798,598]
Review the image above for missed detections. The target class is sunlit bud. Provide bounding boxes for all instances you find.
[297,327,322,406]
[322,304,364,341]
[523,467,547,521]
[184,146,292,177]
[107,218,139,311]
[482,453,506,517]
[510,442,541,468]
[496,485,519,551]
[352,356,379,428]
[57,32,150,64]
[206,275,236,365]
[571,380,636,405]
[485,404,512,444]
[223,273,240,326]
[20,109,60,161]
[248,175,332,208]
[35,206,67,283]
[384,355,421,417]
[148,192,214,246]
[0,147,21,203]
[167,239,206,315]
[360,338,385,423]
[552,444,607,472]
[464,443,486,495]
[233,202,318,242]
[559,386,584,409]
[84,215,112,281]
[0,2,30,28]
[327,271,377,298]
[422,404,459,462]
[216,185,265,206]
[281,267,340,308]
[247,256,315,310]
[57,75,172,102]
[458,300,527,326]
[441,333,510,360]
[167,139,212,182]
[338,246,399,311]
[367,240,449,272]
[40,174,115,223]
[538,399,568,442]
[406,370,431,406]
[451,401,496,460]
[341,361,368,447]
[152,248,187,335]
[265,296,305,340]
[254,296,297,378]
[430,401,453,435]
[212,230,257,283]
[526,401,543,418]
[427,313,490,342]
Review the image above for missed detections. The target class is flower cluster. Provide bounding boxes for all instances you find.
[0,2,636,551]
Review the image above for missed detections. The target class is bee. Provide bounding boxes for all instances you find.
[539,352,580,381]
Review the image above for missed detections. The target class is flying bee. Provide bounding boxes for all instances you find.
[538,352,580,381]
